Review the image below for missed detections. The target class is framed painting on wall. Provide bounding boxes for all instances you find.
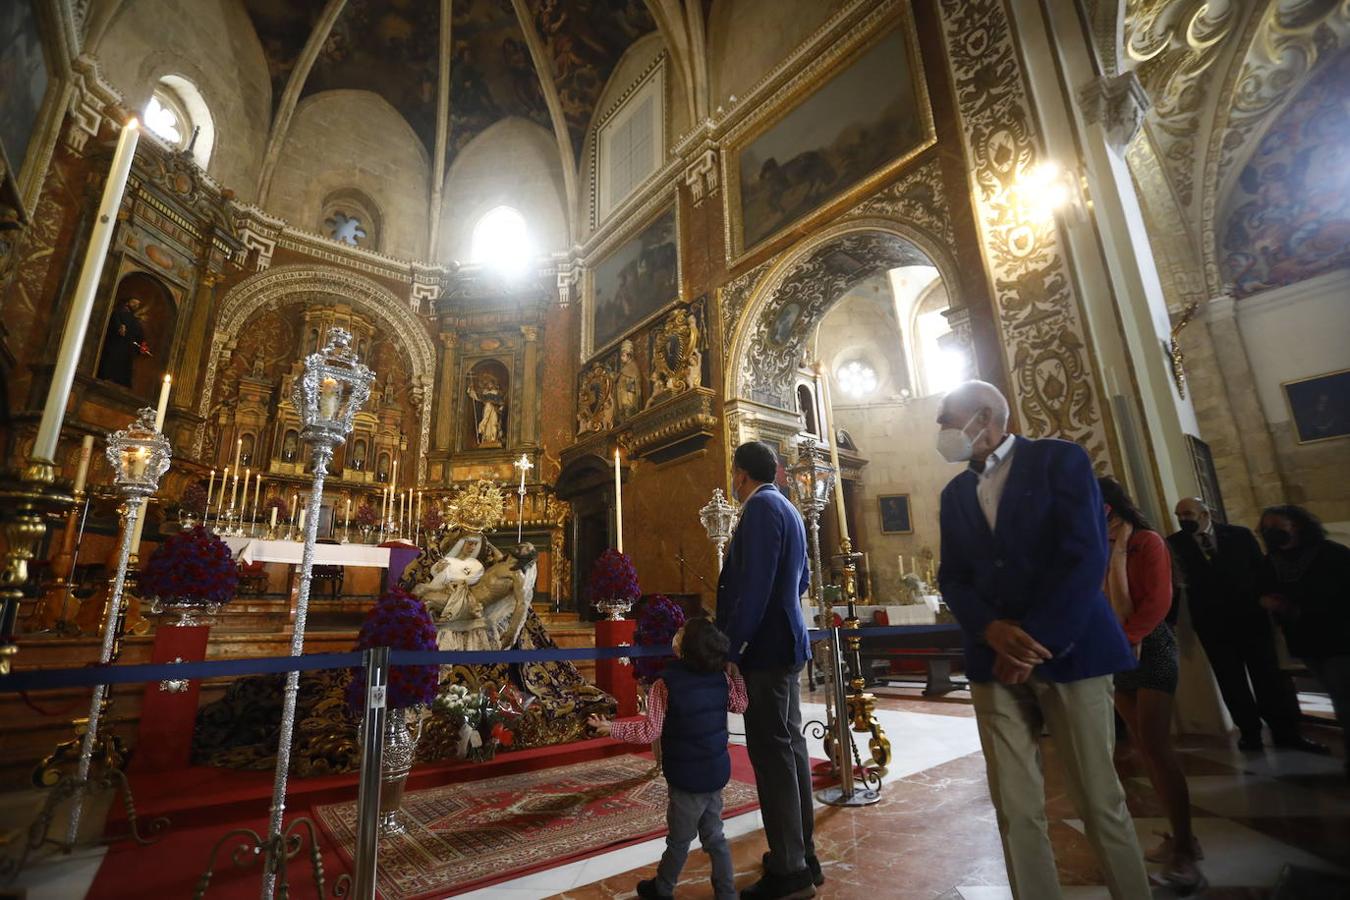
[0,0,50,219]
[1184,434,1227,525]
[878,494,912,535]
[1283,368,1350,444]
[723,8,934,265]
[589,204,679,356]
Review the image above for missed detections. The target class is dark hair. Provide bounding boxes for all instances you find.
[733,441,778,484]
[1097,476,1153,532]
[1259,504,1327,544]
[679,617,729,674]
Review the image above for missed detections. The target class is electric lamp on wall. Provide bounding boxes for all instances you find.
[1007,160,1088,224]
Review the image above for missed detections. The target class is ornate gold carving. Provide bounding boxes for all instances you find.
[684,148,719,206]
[1078,72,1152,150]
[441,479,508,533]
[840,159,955,249]
[576,361,616,436]
[939,0,1109,457]
[646,303,704,408]
[621,387,719,460]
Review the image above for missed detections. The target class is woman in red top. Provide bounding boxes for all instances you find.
[1099,477,1204,893]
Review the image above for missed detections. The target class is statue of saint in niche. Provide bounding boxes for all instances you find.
[97,297,150,387]
[617,340,641,418]
[466,371,506,448]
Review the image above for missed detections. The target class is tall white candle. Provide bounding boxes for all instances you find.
[391,459,398,494]
[230,469,239,510]
[298,508,305,532]
[345,497,351,528]
[153,373,172,430]
[72,435,94,494]
[32,119,140,463]
[290,492,298,524]
[218,466,229,515]
[270,505,278,529]
[240,468,250,518]
[253,475,262,518]
[816,364,850,543]
[206,468,216,508]
[233,437,242,473]
[398,491,404,533]
[614,447,623,554]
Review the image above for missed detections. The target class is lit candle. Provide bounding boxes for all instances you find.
[397,491,404,533]
[291,492,298,525]
[240,468,250,518]
[298,508,306,533]
[32,118,140,463]
[230,468,239,510]
[153,373,172,431]
[345,497,351,528]
[233,436,242,474]
[381,485,388,523]
[128,447,149,480]
[319,376,340,420]
[218,466,230,515]
[614,447,623,554]
[391,459,398,494]
[205,468,216,508]
[253,474,262,519]
[816,363,850,543]
[270,505,278,529]
[72,435,94,494]
[416,490,423,528]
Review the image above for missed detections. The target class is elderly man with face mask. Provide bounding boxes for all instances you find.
[1168,498,1323,753]
[935,380,1149,900]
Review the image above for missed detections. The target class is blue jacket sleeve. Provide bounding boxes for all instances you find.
[937,485,998,639]
[1018,444,1109,653]
[724,497,785,664]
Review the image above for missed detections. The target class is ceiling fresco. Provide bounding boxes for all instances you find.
[527,0,658,157]
[239,0,652,168]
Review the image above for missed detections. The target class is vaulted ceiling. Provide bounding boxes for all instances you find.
[242,0,656,176]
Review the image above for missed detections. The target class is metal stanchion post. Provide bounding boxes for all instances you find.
[353,646,388,899]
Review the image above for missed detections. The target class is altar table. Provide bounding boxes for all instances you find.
[222,537,391,569]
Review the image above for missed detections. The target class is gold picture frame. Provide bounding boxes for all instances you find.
[878,493,913,535]
[583,198,683,360]
[721,4,935,268]
[1281,367,1350,445]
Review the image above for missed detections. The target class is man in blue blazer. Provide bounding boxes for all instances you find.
[716,441,817,900]
[936,382,1149,900]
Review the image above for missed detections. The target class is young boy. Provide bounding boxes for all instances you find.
[589,617,748,899]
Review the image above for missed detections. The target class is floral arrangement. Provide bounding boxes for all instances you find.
[177,482,208,518]
[587,548,640,605]
[634,594,686,683]
[354,503,380,528]
[419,503,443,535]
[433,682,531,761]
[345,588,440,712]
[139,525,238,605]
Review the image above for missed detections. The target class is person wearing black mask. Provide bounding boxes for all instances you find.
[1168,498,1321,753]
[1258,505,1350,775]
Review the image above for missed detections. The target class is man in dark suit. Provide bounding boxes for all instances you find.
[1169,497,1323,752]
[936,381,1149,900]
[716,441,817,900]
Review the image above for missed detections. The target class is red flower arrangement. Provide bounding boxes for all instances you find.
[261,495,288,521]
[354,503,380,528]
[587,548,640,605]
[177,482,208,518]
[419,503,443,534]
[634,594,687,683]
[139,525,238,605]
[345,587,440,712]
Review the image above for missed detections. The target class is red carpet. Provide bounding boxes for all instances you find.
[314,750,762,899]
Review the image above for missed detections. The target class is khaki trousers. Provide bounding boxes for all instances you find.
[971,675,1150,900]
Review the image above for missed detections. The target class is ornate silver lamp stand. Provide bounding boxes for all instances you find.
[698,489,737,571]
[787,437,880,807]
[69,408,172,843]
[257,330,373,900]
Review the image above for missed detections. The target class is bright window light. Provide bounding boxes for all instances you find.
[916,309,968,395]
[144,94,183,146]
[470,206,533,276]
[837,360,878,398]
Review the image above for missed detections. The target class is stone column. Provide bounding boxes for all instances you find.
[1203,296,1288,509]
[520,325,539,446]
[177,269,222,402]
[433,331,458,451]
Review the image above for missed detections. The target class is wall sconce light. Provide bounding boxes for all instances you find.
[1010,160,1089,224]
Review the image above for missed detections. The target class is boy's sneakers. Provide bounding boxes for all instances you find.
[761,852,825,886]
[636,878,673,899]
[739,867,817,899]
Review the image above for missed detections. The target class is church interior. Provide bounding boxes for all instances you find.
[1,0,1348,897]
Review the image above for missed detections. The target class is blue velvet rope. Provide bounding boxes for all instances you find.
[0,623,961,693]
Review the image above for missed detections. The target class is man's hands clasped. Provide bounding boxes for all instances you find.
[983,619,1052,685]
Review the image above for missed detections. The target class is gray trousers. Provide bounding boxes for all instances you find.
[657,787,735,899]
[743,665,815,875]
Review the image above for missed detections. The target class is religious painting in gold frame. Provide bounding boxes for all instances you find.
[722,6,935,267]
[878,493,913,535]
[586,201,681,358]
[1281,367,1350,445]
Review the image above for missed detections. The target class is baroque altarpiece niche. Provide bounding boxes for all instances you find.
[203,303,419,515]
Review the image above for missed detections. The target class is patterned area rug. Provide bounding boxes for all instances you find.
[315,751,761,898]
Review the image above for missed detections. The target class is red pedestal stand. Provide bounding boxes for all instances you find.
[130,624,210,772]
[595,618,638,717]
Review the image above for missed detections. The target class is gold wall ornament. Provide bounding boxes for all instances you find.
[1166,300,1202,399]
[937,0,1112,461]
[577,361,616,436]
[442,479,508,534]
[646,302,705,408]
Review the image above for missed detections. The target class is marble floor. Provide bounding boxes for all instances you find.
[3,688,1346,899]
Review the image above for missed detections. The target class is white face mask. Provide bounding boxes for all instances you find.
[937,412,983,463]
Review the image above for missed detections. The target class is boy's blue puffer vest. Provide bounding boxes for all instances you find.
[659,661,731,794]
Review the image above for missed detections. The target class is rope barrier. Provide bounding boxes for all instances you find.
[0,623,961,694]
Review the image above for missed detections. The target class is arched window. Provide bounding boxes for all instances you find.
[320,188,382,250]
[143,76,214,168]
[837,359,878,398]
[470,206,533,275]
[912,284,968,396]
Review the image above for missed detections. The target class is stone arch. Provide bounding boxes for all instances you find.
[724,217,964,408]
[198,264,436,481]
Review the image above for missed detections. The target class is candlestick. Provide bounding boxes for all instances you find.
[153,373,172,431]
[816,364,849,543]
[32,118,140,463]
[614,447,623,554]
[72,435,94,494]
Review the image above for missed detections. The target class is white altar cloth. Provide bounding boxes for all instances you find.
[222,537,391,569]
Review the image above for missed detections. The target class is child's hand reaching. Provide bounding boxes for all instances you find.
[587,714,611,736]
